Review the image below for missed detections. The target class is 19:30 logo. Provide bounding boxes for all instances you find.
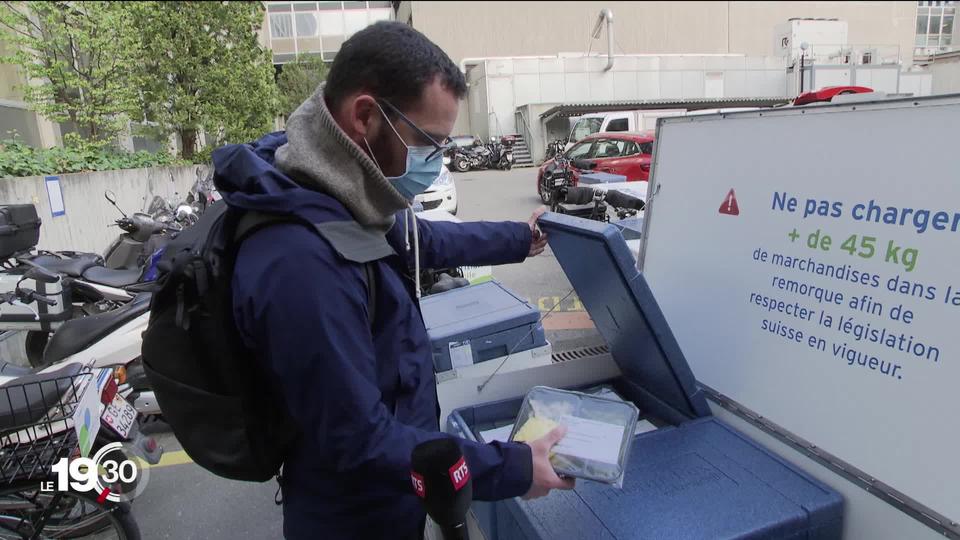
[42,442,150,503]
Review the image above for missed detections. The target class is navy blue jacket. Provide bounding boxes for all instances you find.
[213,133,534,539]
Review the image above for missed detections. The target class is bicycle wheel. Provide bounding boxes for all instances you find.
[0,485,139,540]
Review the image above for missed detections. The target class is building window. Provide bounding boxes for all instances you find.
[295,12,319,36]
[915,1,956,55]
[270,13,294,38]
[266,0,393,64]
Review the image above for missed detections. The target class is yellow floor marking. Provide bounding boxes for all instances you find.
[148,449,193,468]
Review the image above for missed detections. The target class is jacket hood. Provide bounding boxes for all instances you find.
[212,131,352,223]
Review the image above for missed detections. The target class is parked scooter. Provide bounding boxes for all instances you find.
[6,176,216,363]
[0,269,157,416]
[102,190,181,271]
[486,137,514,170]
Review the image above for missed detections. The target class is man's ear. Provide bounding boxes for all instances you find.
[337,94,381,143]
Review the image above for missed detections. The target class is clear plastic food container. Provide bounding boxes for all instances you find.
[509,386,639,484]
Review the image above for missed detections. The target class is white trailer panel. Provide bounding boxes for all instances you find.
[640,95,960,538]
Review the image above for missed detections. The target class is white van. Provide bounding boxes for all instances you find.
[565,110,686,150]
[565,108,761,150]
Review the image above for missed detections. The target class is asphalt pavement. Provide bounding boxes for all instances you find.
[131,166,603,539]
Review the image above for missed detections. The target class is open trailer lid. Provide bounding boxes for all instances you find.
[538,212,710,421]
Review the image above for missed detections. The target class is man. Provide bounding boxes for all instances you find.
[212,21,573,539]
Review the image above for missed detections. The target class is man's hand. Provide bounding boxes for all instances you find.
[527,207,548,257]
[523,425,575,499]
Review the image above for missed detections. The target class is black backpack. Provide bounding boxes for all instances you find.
[142,200,375,482]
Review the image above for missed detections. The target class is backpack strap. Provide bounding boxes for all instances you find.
[233,211,377,325]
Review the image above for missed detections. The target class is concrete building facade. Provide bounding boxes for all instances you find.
[397,2,919,67]
[396,2,930,144]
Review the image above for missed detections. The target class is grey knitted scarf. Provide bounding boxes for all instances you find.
[275,87,409,232]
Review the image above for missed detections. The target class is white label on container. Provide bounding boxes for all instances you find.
[479,424,514,444]
[554,415,624,465]
[449,341,474,369]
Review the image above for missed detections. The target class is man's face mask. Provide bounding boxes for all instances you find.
[365,99,449,200]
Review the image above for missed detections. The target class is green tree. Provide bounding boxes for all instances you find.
[276,54,328,117]
[0,1,141,144]
[131,1,280,160]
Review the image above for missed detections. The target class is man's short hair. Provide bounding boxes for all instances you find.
[324,21,467,111]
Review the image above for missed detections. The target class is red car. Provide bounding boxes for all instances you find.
[537,131,654,204]
[794,86,873,106]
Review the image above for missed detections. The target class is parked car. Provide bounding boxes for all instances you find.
[537,131,654,204]
[415,164,458,214]
[794,86,873,106]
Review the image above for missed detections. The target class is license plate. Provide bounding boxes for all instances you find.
[554,178,566,186]
[101,393,137,439]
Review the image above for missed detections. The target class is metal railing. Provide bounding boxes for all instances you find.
[795,44,902,66]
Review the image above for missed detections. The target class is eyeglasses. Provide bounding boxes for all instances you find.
[377,98,453,163]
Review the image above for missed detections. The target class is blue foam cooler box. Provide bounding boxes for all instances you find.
[421,280,547,373]
[446,213,843,540]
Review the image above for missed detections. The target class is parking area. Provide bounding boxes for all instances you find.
[131,167,603,539]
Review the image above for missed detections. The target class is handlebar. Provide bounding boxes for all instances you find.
[560,186,597,205]
[23,289,56,306]
[556,187,645,210]
[0,288,56,307]
[604,190,645,211]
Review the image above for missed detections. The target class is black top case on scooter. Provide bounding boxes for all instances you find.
[0,205,41,259]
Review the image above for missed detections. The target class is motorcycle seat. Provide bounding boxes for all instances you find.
[30,253,103,277]
[81,266,143,288]
[0,362,83,430]
[42,293,152,366]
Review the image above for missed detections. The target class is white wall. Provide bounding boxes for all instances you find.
[407,2,917,69]
[466,63,489,138]
[0,165,207,254]
[929,58,960,95]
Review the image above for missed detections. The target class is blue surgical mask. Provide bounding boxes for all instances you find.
[366,103,444,200]
[386,145,443,200]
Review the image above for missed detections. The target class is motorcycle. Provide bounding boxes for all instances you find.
[451,137,514,172]
[450,143,490,173]
[550,185,645,223]
[545,138,568,161]
[538,154,597,205]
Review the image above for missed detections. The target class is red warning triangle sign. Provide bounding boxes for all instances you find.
[719,189,740,216]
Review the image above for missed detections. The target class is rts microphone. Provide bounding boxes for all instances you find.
[604,189,645,211]
[411,438,473,540]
